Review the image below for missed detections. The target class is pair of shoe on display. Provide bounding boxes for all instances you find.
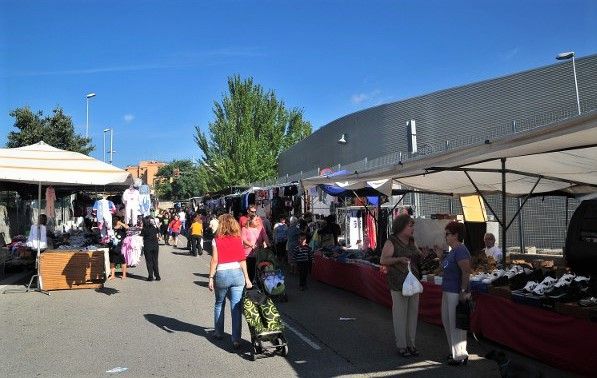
[471,269,505,284]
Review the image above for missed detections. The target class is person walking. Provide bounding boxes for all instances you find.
[380,214,422,357]
[442,221,472,366]
[168,215,182,247]
[207,214,252,350]
[189,214,204,256]
[141,216,161,281]
[241,216,269,282]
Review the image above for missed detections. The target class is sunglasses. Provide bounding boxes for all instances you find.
[445,232,453,236]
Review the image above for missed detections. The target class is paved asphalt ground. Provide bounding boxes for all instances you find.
[1,238,575,377]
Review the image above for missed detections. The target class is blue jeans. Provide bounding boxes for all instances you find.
[213,268,245,342]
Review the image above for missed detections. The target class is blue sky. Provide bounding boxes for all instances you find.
[1,0,596,168]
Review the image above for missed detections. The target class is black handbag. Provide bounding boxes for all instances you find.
[456,299,472,330]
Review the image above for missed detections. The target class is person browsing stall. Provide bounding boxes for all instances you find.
[293,232,313,291]
[207,214,252,350]
[442,221,473,366]
[380,214,422,358]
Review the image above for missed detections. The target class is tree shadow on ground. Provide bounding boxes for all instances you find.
[193,273,210,278]
[143,313,252,357]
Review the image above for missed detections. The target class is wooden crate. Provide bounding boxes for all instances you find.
[40,250,105,291]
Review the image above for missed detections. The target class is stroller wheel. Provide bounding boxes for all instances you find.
[250,350,256,361]
[275,336,288,357]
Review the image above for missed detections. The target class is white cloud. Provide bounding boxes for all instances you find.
[351,89,381,104]
[500,47,520,61]
[123,114,135,123]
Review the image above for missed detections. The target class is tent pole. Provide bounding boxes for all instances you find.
[565,197,569,229]
[518,197,525,254]
[501,158,507,267]
[17,182,49,295]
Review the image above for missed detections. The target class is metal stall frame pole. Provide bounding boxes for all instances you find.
[518,197,525,254]
[501,158,507,267]
[23,182,49,295]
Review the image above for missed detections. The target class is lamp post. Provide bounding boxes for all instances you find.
[103,128,113,163]
[85,93,96,138]
[556,51,581,115]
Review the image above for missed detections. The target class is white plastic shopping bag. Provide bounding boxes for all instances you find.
[402,262,424,296]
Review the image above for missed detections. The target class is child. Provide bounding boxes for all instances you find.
[189,214,203,256]
[293,232,313,291]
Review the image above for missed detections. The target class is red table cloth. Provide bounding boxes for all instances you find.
[312,255,597,376]
[311,255,443,324]
[471,293,597,376]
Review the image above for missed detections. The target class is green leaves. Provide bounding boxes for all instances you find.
[6,106,94,155]
[195,75,312,192]
[154,160,206,200]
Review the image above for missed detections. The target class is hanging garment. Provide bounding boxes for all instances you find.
[121,235,143,266]
[122,188,140,225]
[366,213,377,250]
[45,186,56,219]
[93,198,116,241]
[138,185,151,217]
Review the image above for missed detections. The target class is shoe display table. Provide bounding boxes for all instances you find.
[39,249,108,291]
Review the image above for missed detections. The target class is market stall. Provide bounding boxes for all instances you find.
[0,141,131,292]
[302,110,597,376]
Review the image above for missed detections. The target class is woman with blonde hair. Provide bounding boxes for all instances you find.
[208,214,252,350]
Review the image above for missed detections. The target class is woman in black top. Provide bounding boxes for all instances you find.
[108,216,129,280]
[141,216,161,281]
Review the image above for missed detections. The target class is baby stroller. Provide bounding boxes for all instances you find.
[254,248,288,302]
[243,288,288,361]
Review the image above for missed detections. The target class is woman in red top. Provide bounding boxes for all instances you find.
[168,215,182,248]
[208,214,252,349]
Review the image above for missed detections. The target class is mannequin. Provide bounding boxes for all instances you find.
[122,184,141,226]
[93,194,116,242]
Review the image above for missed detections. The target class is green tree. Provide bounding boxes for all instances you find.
[195,75,312,191]
[6,106,94,154]
[154,160,206,200]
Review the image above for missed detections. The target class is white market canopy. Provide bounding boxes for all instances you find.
[0,141,131,186]
[301,110,597,197]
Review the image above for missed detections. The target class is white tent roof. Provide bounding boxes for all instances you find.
[0,141,131,186]
[301,110,597,197]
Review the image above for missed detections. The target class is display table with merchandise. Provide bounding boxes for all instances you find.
[312,253,597,376]
[311,254,443,324]
[39,248,109,291]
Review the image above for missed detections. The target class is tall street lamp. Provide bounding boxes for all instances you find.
[556,51,581,115]
[85,92,96,138]
[103,128,114,164]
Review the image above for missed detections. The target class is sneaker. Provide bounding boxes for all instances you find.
[523,281,538,293]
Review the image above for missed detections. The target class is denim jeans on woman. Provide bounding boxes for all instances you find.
[213,268,245,342]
